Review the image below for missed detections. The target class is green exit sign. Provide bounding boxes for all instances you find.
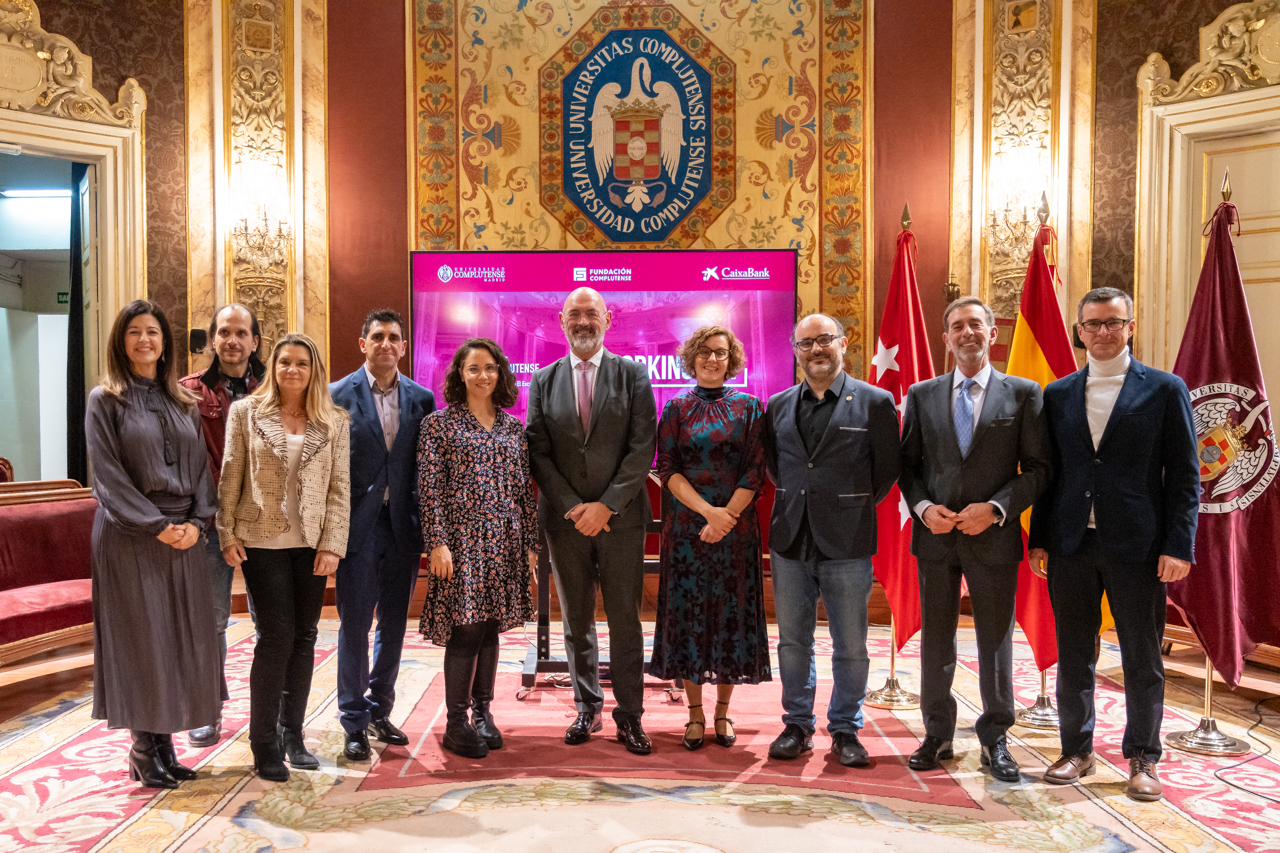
[57,292,69,304]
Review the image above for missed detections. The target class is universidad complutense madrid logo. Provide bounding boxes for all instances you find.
[540,5,735,248]
[1191,381,1277,513]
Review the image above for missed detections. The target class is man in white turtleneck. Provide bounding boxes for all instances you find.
[1029,287,1199,804]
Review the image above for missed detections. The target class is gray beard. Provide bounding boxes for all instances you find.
[568,331,603,356]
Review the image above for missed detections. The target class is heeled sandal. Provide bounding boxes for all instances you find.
[714,700,737,747]
[682,704,706,751]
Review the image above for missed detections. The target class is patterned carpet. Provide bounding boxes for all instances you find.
[2,620,1278,853]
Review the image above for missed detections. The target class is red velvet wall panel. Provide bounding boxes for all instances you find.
[872,0,952,376]
[326,1,411,379]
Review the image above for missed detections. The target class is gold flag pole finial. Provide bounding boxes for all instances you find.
[901,202,912,231]
[1037,192,1051,225]
[1221,169,1232,202]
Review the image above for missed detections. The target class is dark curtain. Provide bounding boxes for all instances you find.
[66,162,88,486]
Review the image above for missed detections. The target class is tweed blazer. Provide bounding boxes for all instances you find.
[217,396,351,556]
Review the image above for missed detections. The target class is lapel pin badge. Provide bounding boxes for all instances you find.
[846,396,852,401]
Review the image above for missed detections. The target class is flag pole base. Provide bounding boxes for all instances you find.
[1015,693,1060,730]
[1164,718,1250,756]
[865,678,920,711]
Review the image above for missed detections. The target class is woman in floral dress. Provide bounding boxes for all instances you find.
[649,325,771,751]
[417,338,538,759]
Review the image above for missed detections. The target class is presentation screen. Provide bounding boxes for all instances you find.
[410,249,797,422]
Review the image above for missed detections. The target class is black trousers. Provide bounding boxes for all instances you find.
[1047,530,1167,763]
[241,547,327,744]
[917,551,1018,746]
[545,525,646,719]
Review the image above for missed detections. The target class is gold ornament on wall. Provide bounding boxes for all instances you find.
[1140,0,1280,105]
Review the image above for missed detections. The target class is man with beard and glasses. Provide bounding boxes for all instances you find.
[898,296,1051,782]
[179,303,265,746]
[525,287,658,754]
[761,313,900,767]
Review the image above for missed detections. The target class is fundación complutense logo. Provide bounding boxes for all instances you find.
[539,5,735,248]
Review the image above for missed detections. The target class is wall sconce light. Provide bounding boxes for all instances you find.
[986,142,1049,259]
[231,207,291,272]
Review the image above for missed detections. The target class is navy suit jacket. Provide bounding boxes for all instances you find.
[330,366,436,554]
[1029,358,1199,564]
[763,372,901,560]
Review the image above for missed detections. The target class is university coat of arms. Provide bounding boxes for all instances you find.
[1190,381,1278,513]
[539,5,735,248]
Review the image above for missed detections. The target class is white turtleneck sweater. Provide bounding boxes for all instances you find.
[1085,346,1131,527]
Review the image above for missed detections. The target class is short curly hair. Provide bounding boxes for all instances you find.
[678,325,746,380]
[443,338,519,409]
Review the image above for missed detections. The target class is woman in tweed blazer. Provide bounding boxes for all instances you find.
[217,332,350,783]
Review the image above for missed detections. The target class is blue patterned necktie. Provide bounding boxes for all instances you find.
[955,377,977,456]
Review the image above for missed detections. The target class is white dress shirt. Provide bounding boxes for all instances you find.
[568,348,604,411]
[1084,347,1131,527]
[915,363,1006,524]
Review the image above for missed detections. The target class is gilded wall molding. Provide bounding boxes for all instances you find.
[1065,0,1096,323]
[0,0,145,128]
[224,0,292,354]
[185,0,218,373]
[950,0,979,298]
[1139,0,1280,106]
[300,0,328,356]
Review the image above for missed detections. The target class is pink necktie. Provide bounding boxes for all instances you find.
[576,361,594,434]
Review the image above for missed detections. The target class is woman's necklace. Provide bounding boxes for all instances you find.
[281,406,307,419]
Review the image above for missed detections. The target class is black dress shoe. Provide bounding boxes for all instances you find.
[981,737,1022,782]
[564,711,603,745]
[831,731,870,768]
[251,740,290,783]
[368,718,409,746]
[908,735,954,770]
[188,719,221,748]
[343,729,371,761]
[614,713,652,755]
[128,731,178,789]
[768,724,814,760]
[278,724,320,769]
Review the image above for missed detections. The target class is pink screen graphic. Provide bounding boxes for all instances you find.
[411,250,797,422]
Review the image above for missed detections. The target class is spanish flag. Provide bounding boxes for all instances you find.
[1004,223,1078,672]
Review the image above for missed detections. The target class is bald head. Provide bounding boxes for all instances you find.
[560,287,612,358]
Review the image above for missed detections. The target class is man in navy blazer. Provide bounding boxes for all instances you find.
[899,297,1052,782]
[1029,288,1198,802]
[763,313,900,767]
[330,309,436,761]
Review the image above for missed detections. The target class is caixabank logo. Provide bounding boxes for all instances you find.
[540,5,735,248]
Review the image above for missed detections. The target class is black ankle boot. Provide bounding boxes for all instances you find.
[442,647,488,759]
[128,730,178,789]
[278,723,319,769]
[471,642,503,749]
[251,739,291,782]
[154,733,198,781]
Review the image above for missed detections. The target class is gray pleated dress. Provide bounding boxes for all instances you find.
[86,376,224,733]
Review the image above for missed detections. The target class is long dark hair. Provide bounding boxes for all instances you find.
[444,338,518,409]
[101,299,197,408]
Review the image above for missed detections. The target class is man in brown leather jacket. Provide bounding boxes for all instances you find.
[178,304,264,746]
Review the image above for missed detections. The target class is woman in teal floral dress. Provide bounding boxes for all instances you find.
[650,325,770,751]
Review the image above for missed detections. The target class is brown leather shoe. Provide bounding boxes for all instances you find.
[1043,752,1096,784]
[1127,758,1163,801]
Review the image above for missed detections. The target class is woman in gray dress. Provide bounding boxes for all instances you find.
[86,299,222,789]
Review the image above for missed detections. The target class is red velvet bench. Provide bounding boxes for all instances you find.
[0,482,97,665]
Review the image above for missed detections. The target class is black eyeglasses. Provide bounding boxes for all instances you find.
[793,334,841,352]
[1078,318,1132,333]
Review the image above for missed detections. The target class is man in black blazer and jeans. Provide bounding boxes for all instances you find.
[899,296,1052,781]
[526,287,658,754]
[1029,288,1197,802]
[763,313,900,767]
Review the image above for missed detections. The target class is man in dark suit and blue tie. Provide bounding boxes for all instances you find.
[330,309,436,761]
[763,313,901,767]
[525,287,658,755]
[1029,287,1198,802]
[899,296,1052,782]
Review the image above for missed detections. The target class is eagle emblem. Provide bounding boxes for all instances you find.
[1190,383,1278,512]
[589,58,685,212]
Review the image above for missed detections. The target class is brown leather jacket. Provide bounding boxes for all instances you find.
[179,358,264,487]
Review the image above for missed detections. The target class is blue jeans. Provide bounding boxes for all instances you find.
[770,551,874,736]
[335,505,420,734]
[205,534,256,708]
